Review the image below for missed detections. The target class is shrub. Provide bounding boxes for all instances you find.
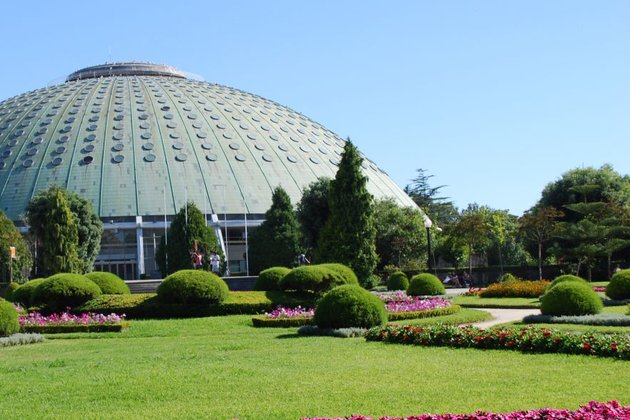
[4,282,20,301]
[606,269,630,301]
[479,280,550,298]
[547,274,588,291]
[499,273,518,283]
[407,273,445,296]
[11,278,45,306]
[540,282,603,316]
[318,263,359,286]
[254,267,291,291]
[387,271,409,291]
[32,274,102,312]
[313,285,387,329]
[0,333,45,348]
[157,270,229,304]
[280,265,354,294]
[85,272,130,294]
[0,298,19,336]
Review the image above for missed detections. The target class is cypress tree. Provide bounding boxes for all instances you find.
[317,139,378,286]
[27,188,81,276]
[248,187,301,274]
[156,202,224,276]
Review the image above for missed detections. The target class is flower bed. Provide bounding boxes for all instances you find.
[365,324,630,360]
[252,306,314,328]
[19,311,128,333]
[303,400,630,420]
[593,286,607,293]
[478,280,549,298]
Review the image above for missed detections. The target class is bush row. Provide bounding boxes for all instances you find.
[366,324,630,359]
[479,279,549,298]
[20,323,127,334]
[0,333,45,348]
[251,316,313,328]
[523,313,630,326]
[254,263,358,294]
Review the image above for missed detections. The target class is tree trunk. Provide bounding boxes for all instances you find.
[468,244,473,276]
[538,241,543,281]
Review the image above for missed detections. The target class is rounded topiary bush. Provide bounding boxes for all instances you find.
[407,273,445,296]
[313,285,387,329]
[540,282,603,316]
[11,278,46,306]
[499,273,517,283]
[387,271,409,291]
[254,267,291,291]
[32,274,102,312]
[85,272,130,294]
[606,269,630,300]
[547,274,588,291]
[0,298,19,337]
[280,265,353,294]
[317,263,359,286]
[4,282,20,302]
[157,270,229,304]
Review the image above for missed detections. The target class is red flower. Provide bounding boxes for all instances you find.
[583,343,591,351]
[611,343,618,351]
[543,331,552,337]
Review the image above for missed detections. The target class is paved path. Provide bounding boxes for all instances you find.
[472,308,540,329]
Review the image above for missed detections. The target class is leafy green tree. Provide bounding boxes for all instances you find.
[0,211,32,283]
[518,207,564,280]
[296,178,331,252]
[405,168,458,226]
[317,140,378,286]
[446,205,491,275]
[26,186,102,275]
[156,202,223,276]
[248,187,301,274]
[26,187,81,276]
[373,199,427,270]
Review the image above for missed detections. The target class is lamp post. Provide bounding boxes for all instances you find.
[424,217,433,272]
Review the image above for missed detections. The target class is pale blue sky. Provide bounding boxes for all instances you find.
[1,1,628,215]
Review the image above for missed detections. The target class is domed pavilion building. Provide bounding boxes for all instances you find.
[0,62,415,279]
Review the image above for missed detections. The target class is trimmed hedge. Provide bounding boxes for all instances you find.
[547,274,588,291]
[4,283,20,302]
[387,271,409,291]
[540,282,603,316]
[32,274,101,312]
[318,263,359,286]
[314,285,387,329]
[479,280,550,298]
[85,272,130,294]
[0,298,19,336]
[254,267,291,291]
[407,273,445,296]
[251,316,313,328]
[280,265,354,294]
[606,269,630,301]
[157,270,229,304]
[77,291,317,319]
[20,323,128,334]
[387,305,461,321]
[11,278,46,306]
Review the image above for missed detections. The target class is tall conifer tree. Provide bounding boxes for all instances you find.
[317,139,378,286]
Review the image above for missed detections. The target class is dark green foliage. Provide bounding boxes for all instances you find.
[21,324,126,334]
[85,272,130,294]
[4,282,20,301]
[251,316,313,328]
[387,271,409,291]
[606,269,630,300]
[155,202,224,276]
[11,278,45,306]
[77,291,317,319]
[254,267,291,291]
[317,140,378,287]
[248,187,301,274]
[0,298,19,336]
[407,273,445,296]
[296,178,331,251]
[373,199,427,271]
[404,168,459,226]
[318,263,359,286]
[26,187,81,276]
[32,273,101,312]
[499,273,518,283]
[0,211,32,283]
[157,270,229,304]
[313,285,387,329]
[540,282,603,316]
[548,274,588,290]
[279,265,351,294]
[64,190,103,273]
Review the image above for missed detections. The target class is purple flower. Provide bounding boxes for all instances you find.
[19,311,125,327]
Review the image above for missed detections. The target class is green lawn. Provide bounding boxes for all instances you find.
[453,295,541,308]
[1,314,629,419]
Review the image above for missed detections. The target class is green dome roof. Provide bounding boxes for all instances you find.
[0,62,415,220]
